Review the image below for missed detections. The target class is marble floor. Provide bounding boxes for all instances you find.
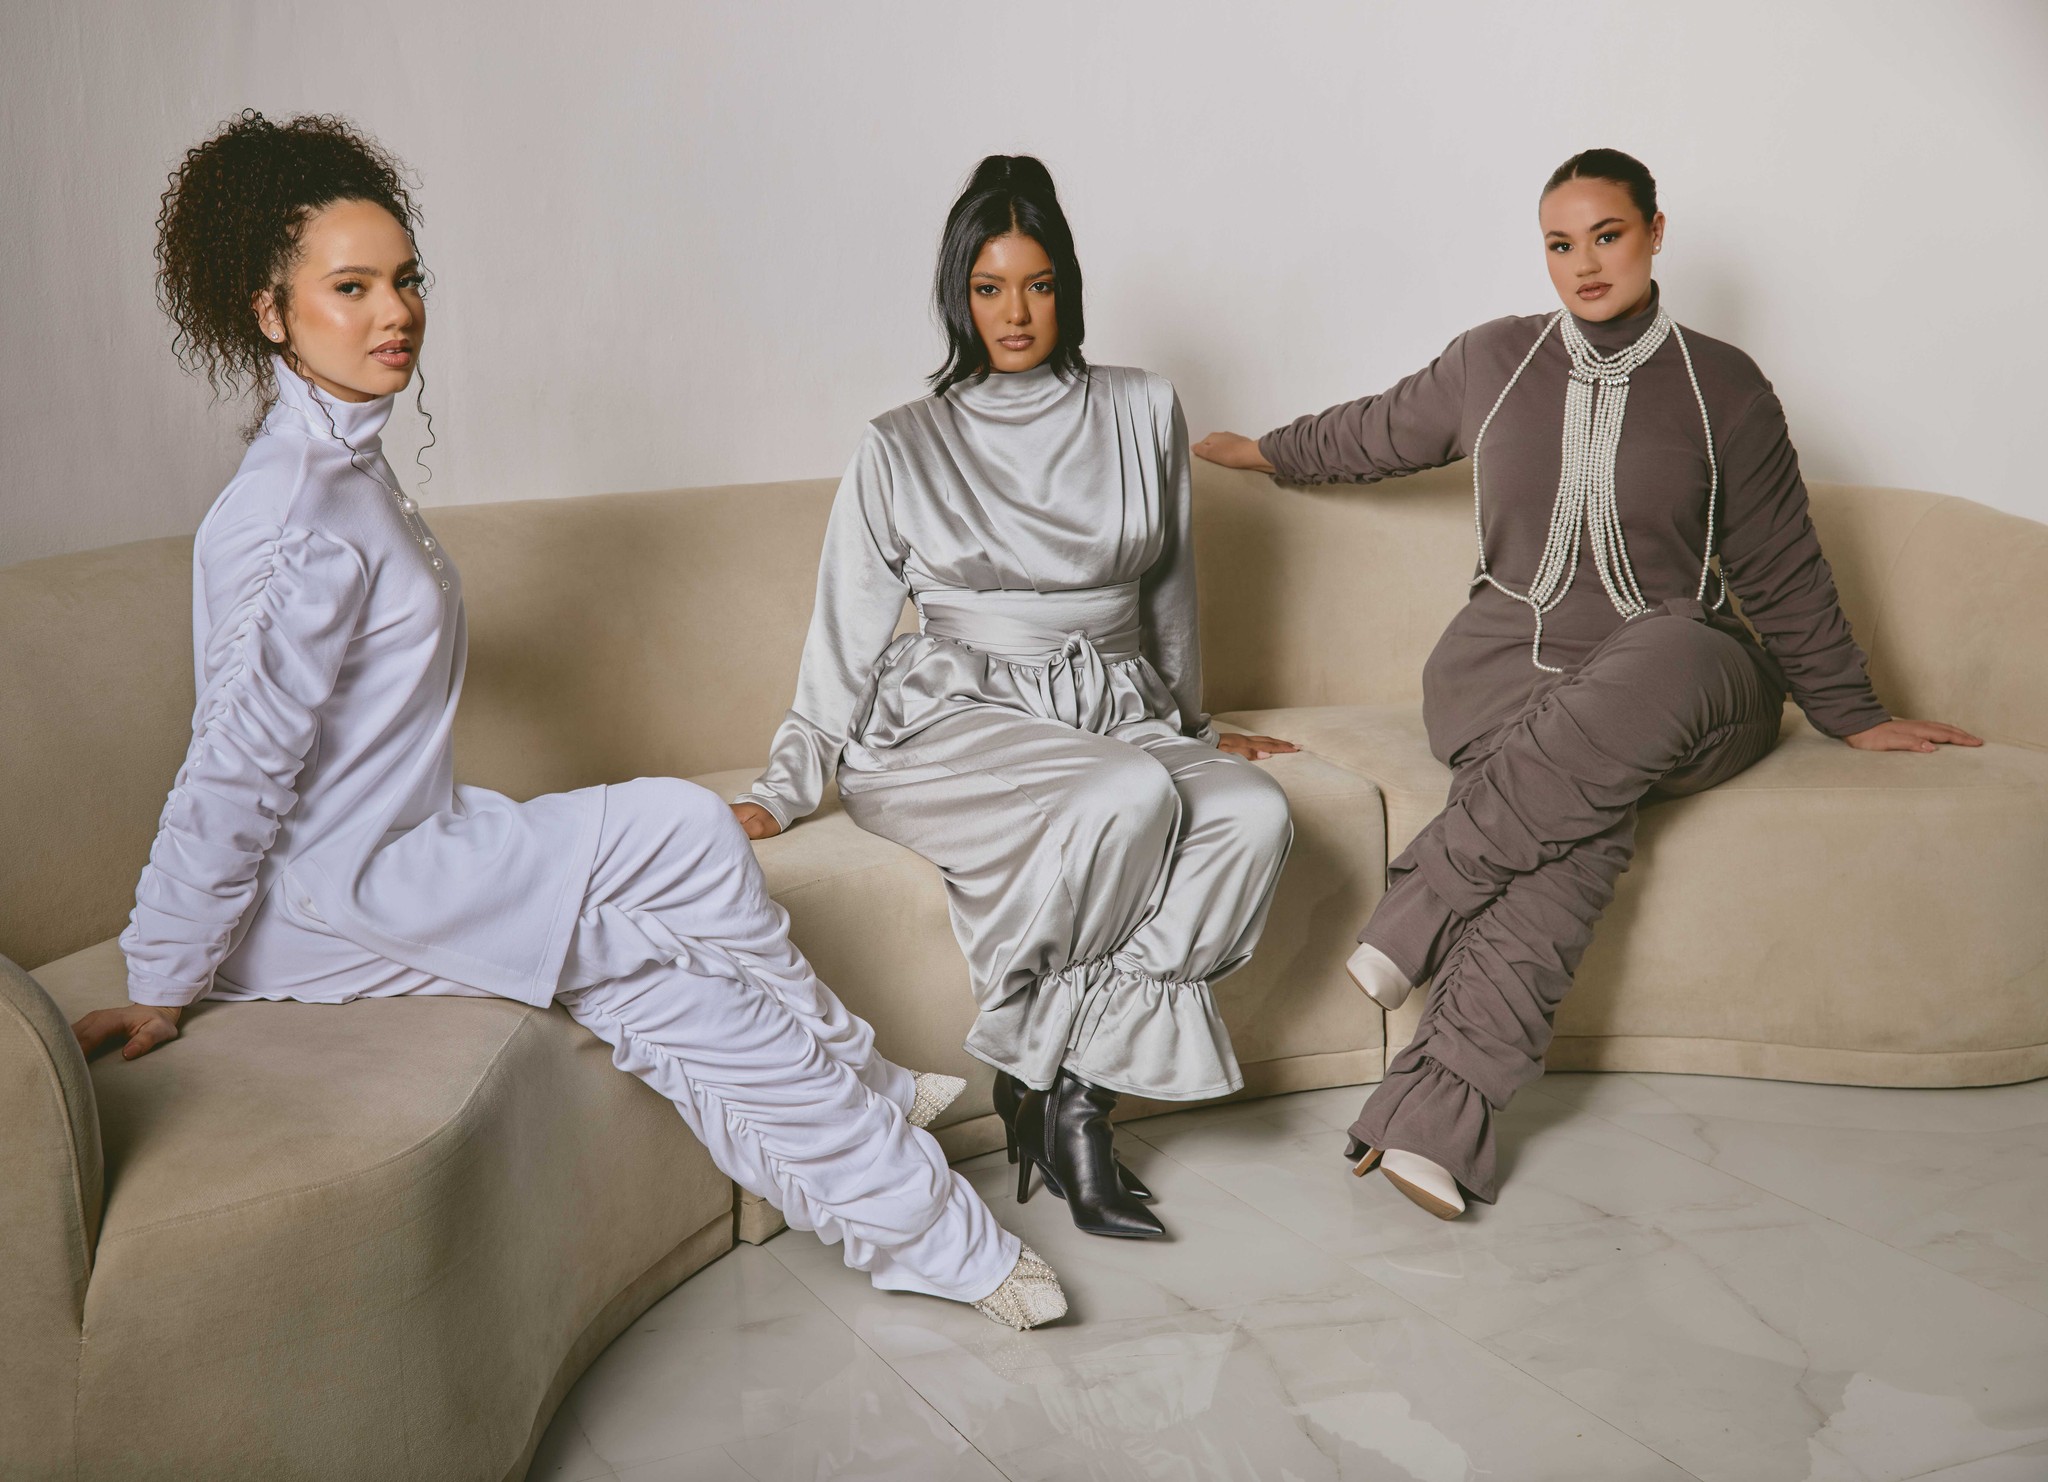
[531,1074,2048,1482]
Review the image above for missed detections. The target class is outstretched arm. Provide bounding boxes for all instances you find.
[76,524,368,1059]
[1197,332,1473,486]
[1191,431,1274,473]
[1716,393,1979,753]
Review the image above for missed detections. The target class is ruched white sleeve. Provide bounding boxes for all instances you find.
[120,526,369,1006]
[1139,387,1216,745]
[739,431,910,829]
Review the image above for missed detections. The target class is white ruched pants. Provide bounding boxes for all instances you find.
[217,777,1016,1303]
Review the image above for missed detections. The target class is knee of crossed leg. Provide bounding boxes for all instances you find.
[620,775,751,852]
[1068,746,1182,860]
[1606,614,1748,725]
[1221,763,1295,866]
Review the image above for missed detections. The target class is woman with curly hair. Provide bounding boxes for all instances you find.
[69,111,1065,1330]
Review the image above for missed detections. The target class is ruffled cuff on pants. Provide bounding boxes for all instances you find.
[1348,1044,1502,1204]
[965,953,1243,1102]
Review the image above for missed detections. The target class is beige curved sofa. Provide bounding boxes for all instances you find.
[4,461,2043,1479]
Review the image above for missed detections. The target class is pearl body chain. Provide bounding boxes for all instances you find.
[1469,305,1722,672]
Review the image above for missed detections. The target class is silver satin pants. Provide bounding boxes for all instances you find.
[217,777,1017,1303]
[838,707,1294,1101]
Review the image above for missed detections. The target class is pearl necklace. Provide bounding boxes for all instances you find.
[342,443,449,592]
[387,483,450,592]
[302,378,451,593]
[1469,304,1722,672]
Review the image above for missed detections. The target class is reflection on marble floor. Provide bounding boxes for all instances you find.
[532,1075,2048,1481]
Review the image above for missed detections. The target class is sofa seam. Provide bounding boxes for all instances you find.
[1552,1031,2048,1056]
[92,1007,545,1247]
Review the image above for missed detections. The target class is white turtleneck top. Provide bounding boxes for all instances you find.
[121,361,601,1008]
[741,362,1214,829]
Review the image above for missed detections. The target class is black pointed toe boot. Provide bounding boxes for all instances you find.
[1015,1070,1166,1239]
[995,1070,1153,1199]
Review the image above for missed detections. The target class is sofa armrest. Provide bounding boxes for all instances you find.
[0,953,103,1474]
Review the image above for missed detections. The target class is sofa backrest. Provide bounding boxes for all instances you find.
[3,463,2038,970]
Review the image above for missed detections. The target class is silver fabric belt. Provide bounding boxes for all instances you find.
[915,583,1143,665]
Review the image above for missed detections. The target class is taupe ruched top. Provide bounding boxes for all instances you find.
[1259,289,1889,761]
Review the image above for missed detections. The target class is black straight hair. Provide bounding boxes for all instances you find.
[1543,147,1659,224]
[928,154,1087,397]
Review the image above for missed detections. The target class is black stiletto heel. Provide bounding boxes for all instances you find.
[994,1070,1021,1165]
[996,1069,1152,1199]
[1016,1071,1166,1239]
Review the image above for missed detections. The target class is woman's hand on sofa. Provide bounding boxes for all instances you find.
[1845,719,1984,754]
[72,1003,182,1061]
[731,802,784,839]
[1217,732,1300,761]
[1191,431,1275,474]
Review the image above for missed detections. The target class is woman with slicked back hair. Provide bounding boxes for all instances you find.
[71,113,1067,1333]
[1196,147,1979,1220]
[737,155,1299,1242]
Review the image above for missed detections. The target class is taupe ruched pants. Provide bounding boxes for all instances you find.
[1350,605,1787,1201]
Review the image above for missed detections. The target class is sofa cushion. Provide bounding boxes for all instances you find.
[30,942,733,1480]
[1216,703,1450,855]
[1222,702,2048,1084]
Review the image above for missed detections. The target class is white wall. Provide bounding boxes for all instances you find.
[4,0,2045,565]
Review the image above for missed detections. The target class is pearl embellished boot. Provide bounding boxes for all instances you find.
[907,1072,967,1130]
[973,1245,1068,1330]
[1345,941,1415,1011]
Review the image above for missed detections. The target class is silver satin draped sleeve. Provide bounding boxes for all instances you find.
[742,364,1292,1101]
[740,431,910,831]
[1138,392,1214,744]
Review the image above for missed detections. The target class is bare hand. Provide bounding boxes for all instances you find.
[731,801,783,839]
[72,1004,183,1062]
[1844,718,1984,754]
[1217,732,1300,761]
[1192,431,1275,473]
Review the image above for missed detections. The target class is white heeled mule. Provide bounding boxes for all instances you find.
[1351,1143,1466,1220]
[1345,941,1415,1011]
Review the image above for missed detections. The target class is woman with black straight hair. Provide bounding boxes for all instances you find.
[926,162,1088,394]
[736,155,1298,1241]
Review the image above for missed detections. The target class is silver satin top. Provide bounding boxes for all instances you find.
[743,362,1213,828]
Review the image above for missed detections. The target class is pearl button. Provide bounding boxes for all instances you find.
[439,580,450,591]
[431,557,444,570]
